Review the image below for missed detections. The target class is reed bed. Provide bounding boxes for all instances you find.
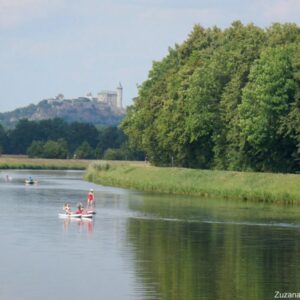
[84,162,300,204]
[0,156,90,170]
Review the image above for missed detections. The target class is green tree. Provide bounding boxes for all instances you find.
[42,139,68,159]
[103,148,124,160]
[0,124,7,154]
[7,119,38,154]
[123,25,223,167]
[97,126,127,154]
[213,22,266,170]
[122,21,300,172]
[74,141,95,159]
[239,46,297,171]
[27,141,45,158]
[67,122,98,153]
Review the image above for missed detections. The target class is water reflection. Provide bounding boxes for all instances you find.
[62,218,94,235]
[126,194,300,300]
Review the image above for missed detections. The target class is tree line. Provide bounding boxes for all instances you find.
[0,118,144,160]
[122,21,300,172]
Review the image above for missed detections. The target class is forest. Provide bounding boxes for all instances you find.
[0,118,144,161]
[122,21,300,172]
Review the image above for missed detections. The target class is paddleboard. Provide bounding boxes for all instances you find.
[58,213,93,219]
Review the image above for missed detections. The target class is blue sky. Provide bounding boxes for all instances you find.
[0,0,299,112]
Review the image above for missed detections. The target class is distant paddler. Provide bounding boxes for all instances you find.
[5,174,12,182]
[25,176,37,185]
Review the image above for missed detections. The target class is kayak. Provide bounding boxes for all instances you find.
[25,180,38,185]
[58,213,93,219]
[87,210,96,215]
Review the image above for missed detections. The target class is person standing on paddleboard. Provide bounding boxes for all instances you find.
[87,189,95,208]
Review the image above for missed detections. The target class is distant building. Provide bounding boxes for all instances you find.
[97,83,123,109]
[116,82,123,108]
[46,93,64,104]
[46,83,123,109]
[55,94,64,100]
[86,92,93,99]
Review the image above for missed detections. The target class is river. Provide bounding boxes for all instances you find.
[0,170,300,300]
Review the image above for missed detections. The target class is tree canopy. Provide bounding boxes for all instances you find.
[0,118,143,160]
[122,22,300,172]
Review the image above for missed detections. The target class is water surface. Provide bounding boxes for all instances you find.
[0,170,299,300]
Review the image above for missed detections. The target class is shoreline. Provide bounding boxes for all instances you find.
[0,156,90,170]
[2,157,300,205]
[84,162,300,205]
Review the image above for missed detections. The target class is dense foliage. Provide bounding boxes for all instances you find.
[0,118,144,160]
[122,21,300,172]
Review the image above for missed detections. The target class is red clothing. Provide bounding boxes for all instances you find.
[87,192,94,202]
[76,208,84,214]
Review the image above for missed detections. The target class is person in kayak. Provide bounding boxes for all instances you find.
[87,189,95,208]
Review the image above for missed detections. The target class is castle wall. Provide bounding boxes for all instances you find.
[97,84,122,109]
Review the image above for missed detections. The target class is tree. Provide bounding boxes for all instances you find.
[27,141,45,158]
[7,119,39,154]
[97,126,127,154]
[0,124,7,154]
[239,46,297,171]
[67,122,98,153]
[42,139,68,159]
[122,21,300,172]
[74,141,95,159]
[103,148,123,160]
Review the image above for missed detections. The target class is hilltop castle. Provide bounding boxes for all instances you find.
[48,83,123,109]
[96,83,123,109]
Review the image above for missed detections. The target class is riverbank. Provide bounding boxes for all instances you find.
[0,156,90,170]
[84,162,300,204]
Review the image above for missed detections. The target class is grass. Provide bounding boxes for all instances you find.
[0,155,91,170]
[84,161,300,204]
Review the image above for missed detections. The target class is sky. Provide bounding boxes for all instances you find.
[0,0,300,112]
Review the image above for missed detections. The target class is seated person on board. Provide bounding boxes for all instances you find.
[76,203,86,214]
[63,203,71,215]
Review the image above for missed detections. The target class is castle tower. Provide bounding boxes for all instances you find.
[116,82,123,109]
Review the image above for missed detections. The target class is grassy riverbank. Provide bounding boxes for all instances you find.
[0,156,91,170]
[84,162,300,204]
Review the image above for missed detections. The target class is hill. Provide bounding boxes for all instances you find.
[0,97,125,128]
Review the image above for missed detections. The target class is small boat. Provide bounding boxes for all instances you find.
[58,213,93,219]
[25,180,38,185]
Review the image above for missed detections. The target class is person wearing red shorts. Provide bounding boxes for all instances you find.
[87,189,95,209]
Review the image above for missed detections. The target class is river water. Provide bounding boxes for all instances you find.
[0,170,300,300]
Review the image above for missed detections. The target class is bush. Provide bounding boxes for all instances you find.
[103,148,124,160]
